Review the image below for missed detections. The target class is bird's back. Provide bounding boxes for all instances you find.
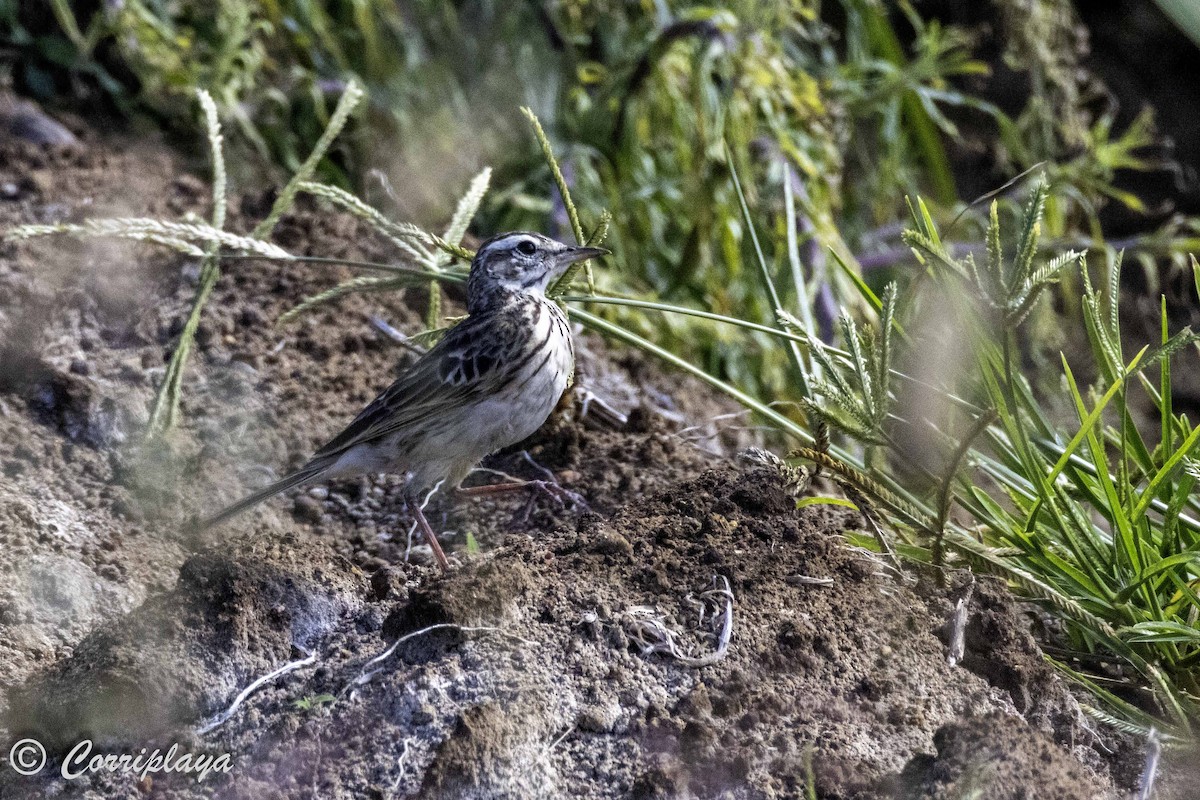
[319,290,573,492]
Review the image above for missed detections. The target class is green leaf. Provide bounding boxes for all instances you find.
[1122,621,1200,645]
[440,168,492,262]
[1132,421,1200,522]
[1044,348,1144,486]
[796,496,859,511]
[1114,552,1200,604]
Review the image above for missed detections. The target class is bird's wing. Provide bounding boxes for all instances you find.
[309,311,518,461]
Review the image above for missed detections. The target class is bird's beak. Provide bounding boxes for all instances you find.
[557,245,610,267]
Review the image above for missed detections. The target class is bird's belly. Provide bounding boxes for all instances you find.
[436,338,571,458]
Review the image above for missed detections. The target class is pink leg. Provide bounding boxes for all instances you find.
[411,502,450,571]
[456,479,589,523]
[455,482,529,498]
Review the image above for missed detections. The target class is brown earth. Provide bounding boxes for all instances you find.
[0,109,1173,799]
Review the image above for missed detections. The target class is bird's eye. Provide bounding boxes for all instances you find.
[515,240,537,256]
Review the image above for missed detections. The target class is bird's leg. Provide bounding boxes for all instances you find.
[455,481,546,525]
[410,501,450,571]
[457,480,586,509]
[456,481,531,497]
[456,458,589,523]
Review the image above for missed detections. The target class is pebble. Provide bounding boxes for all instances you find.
[369,568,393,601]
[229,360,259,378]
[576,703,620,733]
[589,530,634,559]
[292,495,324,524]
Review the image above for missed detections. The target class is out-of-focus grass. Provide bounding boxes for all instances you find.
[6,0,1184,410]
[1154,0,1200,50]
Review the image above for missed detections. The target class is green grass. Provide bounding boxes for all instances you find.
[7,0,1177,403]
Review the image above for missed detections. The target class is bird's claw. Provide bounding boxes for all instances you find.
[531,479,590,511]
[509,480,589,526]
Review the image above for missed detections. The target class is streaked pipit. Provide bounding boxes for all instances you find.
[198,232,607,568]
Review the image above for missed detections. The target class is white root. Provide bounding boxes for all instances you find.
[624,575,734,668]
[196,648,318,735]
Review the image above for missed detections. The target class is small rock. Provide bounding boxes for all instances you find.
[0,92,78,146]
[231,353,262,371]
[229,360,259,378]
[369,568,393,601]
[292,495,324,524]
[576,703,620,733]
[29,369,129,448]
[589,530,634,559]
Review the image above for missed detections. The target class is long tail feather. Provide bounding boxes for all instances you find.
[196,464,327,532]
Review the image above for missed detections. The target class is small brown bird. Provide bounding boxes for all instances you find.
[199,232,607,568]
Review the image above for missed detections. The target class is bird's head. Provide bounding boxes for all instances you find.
[466,232,607,311]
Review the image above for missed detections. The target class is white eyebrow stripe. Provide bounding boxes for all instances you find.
[483,233,535,254]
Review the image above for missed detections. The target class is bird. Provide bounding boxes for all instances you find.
[197,231,608,569]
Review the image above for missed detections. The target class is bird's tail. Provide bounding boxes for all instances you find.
[194,463,327,533]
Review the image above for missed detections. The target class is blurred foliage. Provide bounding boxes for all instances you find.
[0,0,1182,403]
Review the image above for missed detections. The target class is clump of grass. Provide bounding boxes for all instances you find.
[895,188,1200,733]
[16,0,1184,413]
[5,80,365,435]
[777,190,1199,735]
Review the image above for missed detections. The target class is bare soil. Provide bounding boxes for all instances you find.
[0,112,1175,799]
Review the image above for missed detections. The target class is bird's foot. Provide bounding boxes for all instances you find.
[522,479,589,512]
[510,479,588,526]
[518,482,588,520]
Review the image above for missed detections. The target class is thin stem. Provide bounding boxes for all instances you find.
[522,107,595,293]
[149,90,226,435]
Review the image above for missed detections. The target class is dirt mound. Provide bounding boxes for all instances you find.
[894,713,1106,800]
[1,466,1125,800]
[0,115,1148,798]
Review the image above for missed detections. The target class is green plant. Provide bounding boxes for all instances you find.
[894,188,1200,732]
[292,693,336,713]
